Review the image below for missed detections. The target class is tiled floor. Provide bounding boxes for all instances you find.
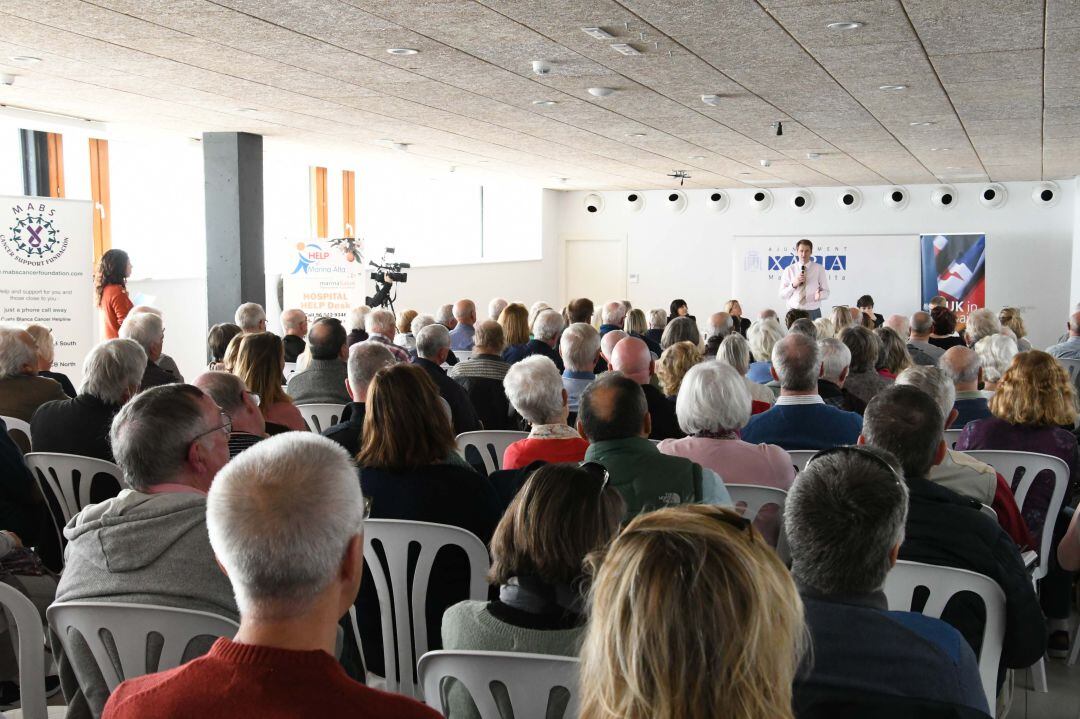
[1009,660,1080,718]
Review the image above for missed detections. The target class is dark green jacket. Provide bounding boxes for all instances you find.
[584,436,702,520]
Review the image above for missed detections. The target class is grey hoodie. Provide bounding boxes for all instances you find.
[52,489,238,719]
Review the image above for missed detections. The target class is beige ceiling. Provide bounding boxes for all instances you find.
[0,0,1074,190]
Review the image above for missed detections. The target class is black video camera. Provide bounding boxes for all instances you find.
[366,247,410,309]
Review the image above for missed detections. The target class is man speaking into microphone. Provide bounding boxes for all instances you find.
[778,239,830,320]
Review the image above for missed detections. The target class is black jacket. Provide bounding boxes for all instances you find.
[413,358,481,435]
[503,339,564,372]
[283,334,306,363]
[322,401,365,457]
[899,477,1046,674]
[39,370,76,398]
[818,379,867,415]
[31,394,123,463]
[0,418,43,546]
[140,359,177,391]
[449,356,514,431]
[641,382,683,440]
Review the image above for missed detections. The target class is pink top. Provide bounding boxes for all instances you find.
[264,401,307,431]
[657,436,795,544]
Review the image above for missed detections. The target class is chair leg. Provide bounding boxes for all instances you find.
[1030,656,1049,693]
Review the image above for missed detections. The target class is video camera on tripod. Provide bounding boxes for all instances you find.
[365,247,410,311]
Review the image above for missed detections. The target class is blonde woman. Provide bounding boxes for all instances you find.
[656,341,702,398]
[813,316,834,340]
[830,305,853,338]
[746,318,784,383]
[233,332,305,431]
[998,307,1032,351]
[873,327,912,379]
[725,299,751,336]
[498,303,530,351]
[579,504,805,719]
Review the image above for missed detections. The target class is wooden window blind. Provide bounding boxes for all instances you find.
[311,166,328,238]
[88,138,111,263]
[45,132,65,197]
[342,170,356,236]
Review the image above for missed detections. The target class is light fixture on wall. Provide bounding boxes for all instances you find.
[837,187,862,211]
[979,183,1007,208]
[883,186,909,209]
[584,193,605,213]
[750,189,773,212]
[930,185,957,209]
[626,192,646,212]
[706,190,729,213]
[1032,181,1059,207]
[666,190,687,213]
[790,189,814,212]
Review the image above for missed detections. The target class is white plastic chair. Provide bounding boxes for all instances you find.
[47,602,238,692]
[788,450,816,472]
[296,403,346,433]
[943,428,963,449]
[0,584,49,719]
[282,361,298,379]
[963,450,1069,582]
[454,351,473,362]
[883,560,1005,711]
[24,453,124,558]
[360,519,490,699]
[419,650,580,719]
[455,430,528,475]
[1056,357,1080,393]
[1,416,31,453]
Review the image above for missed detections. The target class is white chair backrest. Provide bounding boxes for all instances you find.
[943,428,963,450]
[455,430,528,475]
[725,483,789,560]
[883,560,1005,711]
[47,602,238,692]
[1,416,31,453]
[362,519,490,699]
[455,351,473,362]
[979,503,998,520]
[788,450,816,472]
[419,650,580,719]
[283,361,298,378]
[1057,358,1080,391]
[296,403,346,433]
[25,452,124,560]
[963,450,1069,581]
[0,584,47,719]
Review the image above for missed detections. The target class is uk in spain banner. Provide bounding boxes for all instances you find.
[920,233,986,323]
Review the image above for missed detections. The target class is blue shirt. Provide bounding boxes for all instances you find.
[561,370,594,412]
[741,402,862,450]
[1047,337,1080,360]
[448,323,475,351]
[747,361,774,384]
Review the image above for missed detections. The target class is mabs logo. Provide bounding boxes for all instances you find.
[1,202,69,267]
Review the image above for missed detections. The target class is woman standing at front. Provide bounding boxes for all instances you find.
[96,249,133,339]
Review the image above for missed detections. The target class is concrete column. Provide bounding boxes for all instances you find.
[203,132,263,327]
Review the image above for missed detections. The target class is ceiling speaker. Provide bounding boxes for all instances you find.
[979,183,1007,209]
[666,190,687,214]
[749,188,773,212]
[790,189,813,212]
[706,190,729,213]
[626,192,645,212]
[1032,182,1059,207]
[583,193,605,214]
[931,185,957,209]
[883,186,908,210]
[837,187,862,211]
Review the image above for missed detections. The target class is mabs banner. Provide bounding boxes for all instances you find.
[0,196,94,387]
[282,238,366,321]
[920,233,986,323]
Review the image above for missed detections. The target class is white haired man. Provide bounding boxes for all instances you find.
[503,309,565,371]
[31,338,146,463]
[703,311,734,358]
[119,312,175,390]
[599,301,627,335]
[1047,309,1080,360]
[364,308,410,363]
[963,308,1000,347]
[816,338,866,415]
[448,299,477,351]
[280,308,308,362]
[560,322,601,420]
[234,302,267,334]
[413,324,481,435]
[322,341,396,456]
[101,434,440,719]
[193,371,268,459]
[125,306,184,381]
[346,305,370,346]
[487,297,508,322]
[938,346,990,426]
[435,303,457,330]
[0,327,68,432]
[53,384,236,718]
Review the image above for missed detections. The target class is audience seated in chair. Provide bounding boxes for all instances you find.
[862,386,1046,683]
[502,356,588,470]
[321,341,395,457]
[503,310,565,371]
[939,346,992,427]
[656,341,702,401]
[206,323,241,371]
[559,322,600,421]
[487,297,508,323]
[101,433,439,719]
[746,318,784,383]
[0,419,44,571]
[658,362,794,545]
[127,307,184,382]
[579,373,728,521]
[448,321,514,431]
[973,335,1018,397]
[234,301,267,334]
[286,317,351,406]
[346,305,370,347]
[610,337,683,441]
[442,463,624,719]
[815,338,866,415]
[598,301,626,336]
[839,325,891,405]
[31,338,146,464]
[907,311,945,365]
[233,332,306,432]
[25,324,76,398]
[0,328,69,434]
[702,312,733,358]
[874,327,913,380]
[717,333,775,409]
[659,316,699,352]
[413,325,481,435]
[353,364,501,678]
[364,308,410,364]
[280,308,308,363]
[118,312,175,391]
[964,309,1000,348]
[928,307,966,351]
[787,445,987,716]
[193,371,268,459]
[449,299,477,351]
[1046,309,1080,360]
[578,505,804,719]
[741,333,862,450]
[52,384,238,719]
[644,308,667,346]
[624,308,662,357]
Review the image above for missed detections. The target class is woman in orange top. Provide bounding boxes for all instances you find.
[95,249,133,338]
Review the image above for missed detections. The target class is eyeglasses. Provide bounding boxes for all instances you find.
[189,410,232,445]
[578,461,610,494]
[808,445,904,485]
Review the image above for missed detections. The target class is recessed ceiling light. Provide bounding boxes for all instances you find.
[588,87,615,97]
[909,121,935,126]
[532,100,557,107]
[9,56,41,64]
[236,108,258,113]
[759,159,771,167]
[477,159,489,163]
[737,171,752,175]
[611,43,641,56]
[879,84,907,91]
[387,48,419,56]
[627,132,646,138]
[701,94,722,106]
[806,152,821,160]
[690,155,706,160]
[826,21,863,30]
[581,27,615,40]
[930,147,950,152]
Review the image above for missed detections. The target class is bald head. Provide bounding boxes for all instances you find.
[610,337,652,385]
[938,346,981,390]
[307,318,347,360]
[884,314,909,338]
[281,309,307,337]
[600,330,628,361]
[708,312,733,340]
[453,299,476,327]
[1070,310,1080,338]
[577,372,649,442]
[910,311,933,339]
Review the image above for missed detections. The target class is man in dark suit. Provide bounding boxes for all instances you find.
[118,312,176,391]
[610,336,682,440]
[322,341,396,456]
[31,339,147,463]
[412,325,481,435]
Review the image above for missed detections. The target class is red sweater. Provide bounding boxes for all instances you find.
[503,437,590,470]
[100,283,133,339]
[103,637,441,719]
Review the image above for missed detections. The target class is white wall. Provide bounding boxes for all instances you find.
[553,182,1075,349]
